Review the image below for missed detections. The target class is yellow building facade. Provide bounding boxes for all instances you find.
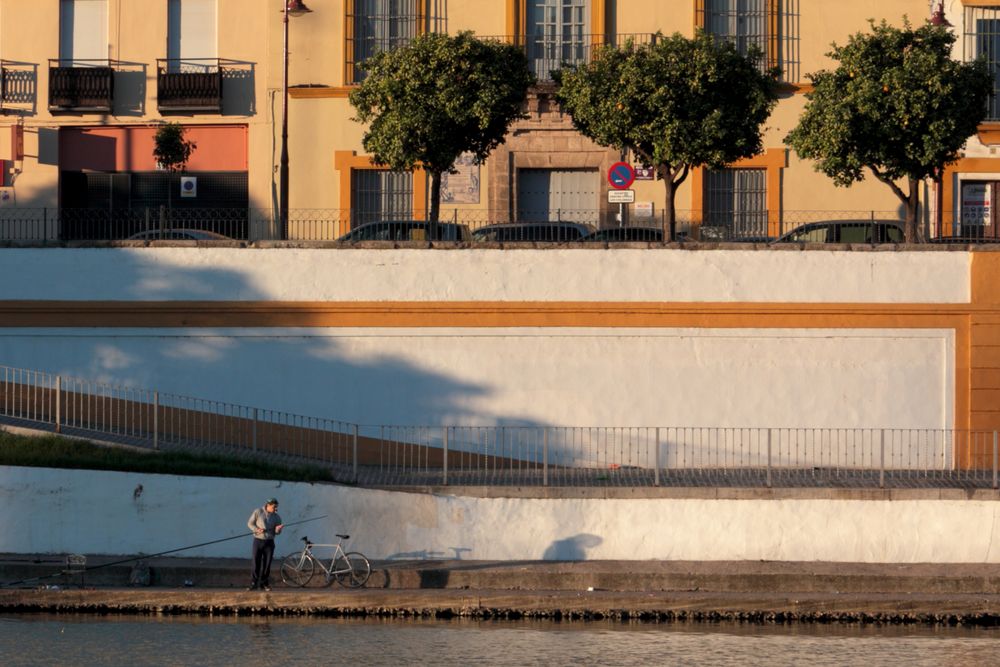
[0,1,998,241]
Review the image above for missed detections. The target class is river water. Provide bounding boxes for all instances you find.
[3,614,1000,666]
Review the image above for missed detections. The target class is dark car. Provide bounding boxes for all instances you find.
[127,229,232,240]
[696,225,774,243]
[471,221,596,243]
[772,220,904,244]
[580,226,664,242]
[336,220,472,242]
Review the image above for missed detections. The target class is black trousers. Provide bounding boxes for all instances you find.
[251,538,276,587]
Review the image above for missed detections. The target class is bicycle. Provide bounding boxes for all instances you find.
[279,534,372,588]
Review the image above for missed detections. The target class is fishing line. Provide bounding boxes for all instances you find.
[0,514,328,589]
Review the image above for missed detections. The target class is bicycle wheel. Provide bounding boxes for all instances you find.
[333,552,371,588]
[280,551,315,587]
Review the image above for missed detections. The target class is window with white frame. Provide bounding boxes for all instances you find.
[347,0,445,83]
[704,168,768,239]
[526,0,591,81]
[703,0,768,58]
[966,6,1000,121]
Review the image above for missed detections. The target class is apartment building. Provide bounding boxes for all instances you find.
[0,1,998,241]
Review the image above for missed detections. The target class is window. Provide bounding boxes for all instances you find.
[346,0,445,83]
[702,0,768,59]
[526,0,590,80]
[59,0,107,65]
[696,0,798,81]
[350,170,413,227]
[966,7,1000,121]
[704,168,767,239]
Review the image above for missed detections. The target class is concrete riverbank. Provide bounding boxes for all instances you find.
[3,556,1000,625]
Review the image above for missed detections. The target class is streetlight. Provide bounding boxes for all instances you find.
[280,0,312,240]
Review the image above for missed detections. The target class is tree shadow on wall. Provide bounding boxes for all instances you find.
[542,534,603,561]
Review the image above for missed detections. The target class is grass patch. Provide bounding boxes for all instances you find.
[0,430,336,483]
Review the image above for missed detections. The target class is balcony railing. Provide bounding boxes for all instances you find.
[157,58,223,112]
[479,33,657,81]
[48,59,114,111]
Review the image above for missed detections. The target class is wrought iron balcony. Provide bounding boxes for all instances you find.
[157,59,223,112]
[48,60,114,111]
[478,33,657,81]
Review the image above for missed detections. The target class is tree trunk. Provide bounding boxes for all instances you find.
[660,166,676,242]
[904,177,920,243]
[429,170,442,224]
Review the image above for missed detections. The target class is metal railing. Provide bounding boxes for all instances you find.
[156,58,223,112]
[1,364,998,490]
[48,59,114,111]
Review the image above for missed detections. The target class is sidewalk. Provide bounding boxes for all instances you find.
[3,555,1000,623]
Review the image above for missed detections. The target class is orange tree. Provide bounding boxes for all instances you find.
[350,32,534,224]
[555,31,778,240]
[786,20,991,242]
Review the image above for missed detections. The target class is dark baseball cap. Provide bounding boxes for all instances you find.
[266,498,279,506]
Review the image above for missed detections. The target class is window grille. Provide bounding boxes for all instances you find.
[703,0,768,57]
[346,0,446,83]
[526,0,590,80]
[704,168,768,239]
[966,7,1000,121]
[351,170,413,227]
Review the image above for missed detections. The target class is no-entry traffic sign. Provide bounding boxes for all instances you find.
[607,162,635,190]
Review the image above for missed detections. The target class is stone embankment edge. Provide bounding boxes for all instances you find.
[4,589,1000,626]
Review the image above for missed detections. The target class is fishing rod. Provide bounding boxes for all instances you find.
[0,514,328,589]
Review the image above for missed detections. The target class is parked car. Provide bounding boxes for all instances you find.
[336,220,472,242]
[127,229,231,240]
[580,226,664,242]
[696,225,773,243]
[471,221,596,242]
[772,220,904,244]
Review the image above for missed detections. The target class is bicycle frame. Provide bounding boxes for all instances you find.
[301,541,351,580]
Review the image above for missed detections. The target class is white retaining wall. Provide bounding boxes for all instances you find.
[3,466,998,562]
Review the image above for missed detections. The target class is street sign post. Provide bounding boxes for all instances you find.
[607,162,636,190]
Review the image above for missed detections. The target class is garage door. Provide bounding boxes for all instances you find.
[517,168,599,224]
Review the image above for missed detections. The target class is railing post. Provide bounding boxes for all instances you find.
[54,375,61,433]
[766,428,772,488]
[654,427,661,487]
[442,426,449,486]
[879,429,886,489]
[252,407,258,454]
[993,431,998,491]
[352,424,359,483]
[543,428,549,486]
[152,391,159,451]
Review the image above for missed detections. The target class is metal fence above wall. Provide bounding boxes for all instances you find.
[1,364,996,490]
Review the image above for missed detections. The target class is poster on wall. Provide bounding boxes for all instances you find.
[961,182,991,227]
[180,176,197,198]
[441,153,480,204]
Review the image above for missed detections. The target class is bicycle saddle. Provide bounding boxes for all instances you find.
[337,534,350,540]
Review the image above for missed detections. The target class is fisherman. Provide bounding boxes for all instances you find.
[246,497,283,591]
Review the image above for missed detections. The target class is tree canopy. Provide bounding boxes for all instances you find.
[785,20,991,242]
[555,30,778,239]
[153,122,196,173]
[350,32,534,223]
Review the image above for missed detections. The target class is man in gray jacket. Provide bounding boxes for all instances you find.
[247,497,283,591]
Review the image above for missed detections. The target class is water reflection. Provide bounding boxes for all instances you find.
[3,614,1000,667]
